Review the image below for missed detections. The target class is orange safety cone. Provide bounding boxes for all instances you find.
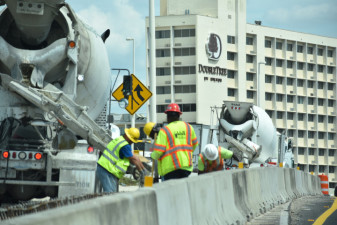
[318,174,329,195]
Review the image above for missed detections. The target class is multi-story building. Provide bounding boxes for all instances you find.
[146,0,337,192]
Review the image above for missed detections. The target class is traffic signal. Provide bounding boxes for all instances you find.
[122,75,132,98]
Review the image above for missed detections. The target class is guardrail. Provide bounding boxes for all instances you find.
[2,167,322,225]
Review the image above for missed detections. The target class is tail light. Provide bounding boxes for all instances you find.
[29,153,33,159]
[35,153,42,160]
[87,146,94,153]
[12,152,17,159]
[2,151,9,159]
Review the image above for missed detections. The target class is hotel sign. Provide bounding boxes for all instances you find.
[198,64,226,76]
[206,33,222,60]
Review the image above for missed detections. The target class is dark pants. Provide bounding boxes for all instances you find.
[163,169,191,181]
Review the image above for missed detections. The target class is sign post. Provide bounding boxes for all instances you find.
[112,74,152,115]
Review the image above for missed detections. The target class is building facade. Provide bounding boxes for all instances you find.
[146,0,337,192]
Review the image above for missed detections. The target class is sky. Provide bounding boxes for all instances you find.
[1,0,337,115]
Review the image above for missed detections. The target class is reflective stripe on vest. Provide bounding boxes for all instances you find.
[159,122,193,169]
[200,147,223,172]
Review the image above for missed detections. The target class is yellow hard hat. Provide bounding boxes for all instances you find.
[143,122,155,137]
[124,127,140,143]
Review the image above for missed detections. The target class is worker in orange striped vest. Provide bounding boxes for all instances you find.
[151,103,198,181]
[198,144,238,174]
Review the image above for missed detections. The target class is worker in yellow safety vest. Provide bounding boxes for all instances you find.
[96,127,145,192]
[151,103,198,181]
[198,144,239,174]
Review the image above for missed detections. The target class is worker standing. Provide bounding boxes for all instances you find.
[96,127,145,193]
[198,144,238,174]
[151,103,198,181]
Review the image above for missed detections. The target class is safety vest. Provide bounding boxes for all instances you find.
[97,136,130,179]
[153,121,198,176]
[200,146,224,172]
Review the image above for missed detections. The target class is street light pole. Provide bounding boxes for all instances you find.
[126,37,136,150]
[257,61,266,107]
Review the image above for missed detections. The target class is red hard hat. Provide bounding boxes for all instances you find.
[165,103,182,115]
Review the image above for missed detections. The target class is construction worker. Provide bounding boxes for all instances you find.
[198,143,238,174]
[96,127,145,193]
[151,103,198,181]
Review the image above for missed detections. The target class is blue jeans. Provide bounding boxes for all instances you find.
[96,164,119,193]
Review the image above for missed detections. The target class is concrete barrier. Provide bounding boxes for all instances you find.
[2,168,322,225]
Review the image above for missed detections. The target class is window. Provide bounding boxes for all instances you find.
[265,40,272,48]
[287,112,294,120]
[246,72,254,81]
[247,91,254,99]
[265,93,272,101]
[228,88,236,96]
[174,85,196,93]
[156,49,170,57]
[177,104,196,112]
[227,70,236,78]
[287,61,293,68]
[318,82,324,89]
[318,132,324,139]
[307,64,314,71]
[227,52,235,60]
[308,114,314,122]
[157,105,167,113]
[174,29,195,37]
[265,75,272,83]
[319,149,325,156]
[297,96,304,104]
[328,50,333,57]
[328,67,334,74]
[318,65,324,72]
[288,130,294,137]
[265,57,272,65]
[329,150,335,157]
[287,43,293,51]
[318,48,323,56]
[298,113,304,121]
[297,79,304,87]
[287,95,293,103]
[319,166,325,173]
[276,76,283,84]
[329,167,335,174]
[174,66,196,75]
[246,55,254,63]
[227,35,235,44]
[287,78,294,86]
[328,133,335,140]
[318,115,324,123]
[328,83,334,90]
[174,48,195,56]
[276,94,283,102]
[277,111,283,119]
[328,100,334,107]
[156,86,171,94]
[156,67,170,76]
[276,59,283,67]
[298,148,305,155]
[276,42,282,50]
[246,37,253,45]
[307,47,313,54]
[318,98,324,106]
[308,131,315,138]
[297,62,304,70]
[155,30,170,39]
[297,45,303,53]
[308,81,314,88]
[328,116,334,123]
[298,130,304,138]
[309,148,315,155]
[308,98,314,105]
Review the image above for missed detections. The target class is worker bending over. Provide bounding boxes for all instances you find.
[151,103,198,181]
[198,144,238,174]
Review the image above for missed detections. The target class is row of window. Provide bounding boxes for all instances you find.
[297,164,336,175]
[155,29,196,39]
[265,93,335,106]
[156,48,196,57]
[156,85,196,94]
[298,148,335,156]
[156,66,196,76]
[287,130,335,139]
[266,111,335,123]
[157,104,196,113]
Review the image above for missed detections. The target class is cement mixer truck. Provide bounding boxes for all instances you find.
[0,0,114,201]
[210,101,293,168]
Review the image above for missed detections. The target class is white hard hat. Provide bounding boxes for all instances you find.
[204,144,218,161]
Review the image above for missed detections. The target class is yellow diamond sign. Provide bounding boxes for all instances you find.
[112,74,152,115]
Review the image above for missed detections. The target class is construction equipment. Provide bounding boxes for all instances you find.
[0,0,114,200]
[209,101,293,168]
